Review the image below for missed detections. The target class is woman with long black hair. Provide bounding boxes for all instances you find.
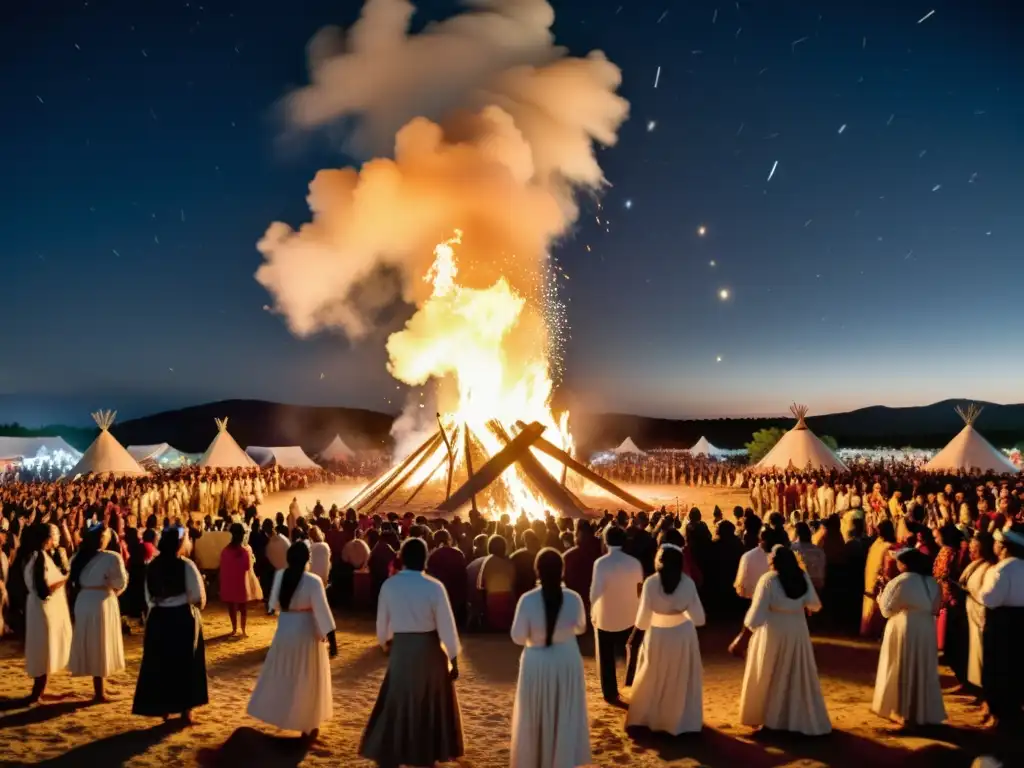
[132,527,208,723]
[247,541,335,741]
[626,528,706,735]
[23,523,72,703]
[732,545,831,736]
[68,523,128,702]
[509,547,590,768]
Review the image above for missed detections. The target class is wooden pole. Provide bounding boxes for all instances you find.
[463,423,478,514]
[405,424,460,507]
[367,432,446,515]
[343,431,438,511]
[436,413,455,501]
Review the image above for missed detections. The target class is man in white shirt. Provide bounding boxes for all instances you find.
[590,525,644,704]
[735,528,772,599]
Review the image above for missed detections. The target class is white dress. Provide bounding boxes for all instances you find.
[626,573,705,734]
[247,571,336,734]
[872,572,947,725]
[963,561,992,687]
[510,587,590,768]
[739,571,831,736]
[24,552,73,679]
[69,551,128,678]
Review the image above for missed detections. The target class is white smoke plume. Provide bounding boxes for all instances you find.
[256,0,629,446]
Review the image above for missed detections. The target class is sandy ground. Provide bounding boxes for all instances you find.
[0,484,1015,767]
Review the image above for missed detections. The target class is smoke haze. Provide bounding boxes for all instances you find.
[256,0,628,451]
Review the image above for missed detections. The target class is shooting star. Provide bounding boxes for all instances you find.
[767,160,779,182]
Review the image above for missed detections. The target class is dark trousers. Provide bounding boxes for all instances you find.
[595,627,645,700]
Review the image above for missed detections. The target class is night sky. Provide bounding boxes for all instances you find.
[3,0,1022,426]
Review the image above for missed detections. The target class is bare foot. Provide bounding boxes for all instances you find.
[305,728,320,743]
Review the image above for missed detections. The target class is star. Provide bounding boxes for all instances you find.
[646,120,656,132]
[709,260,717,267]
[718,288,730,300]
[697,225,707,236]
[624,199,633,210]
[716,355,723,362]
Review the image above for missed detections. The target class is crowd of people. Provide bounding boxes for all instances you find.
[591,452,748,486]
[0,461,1022,767]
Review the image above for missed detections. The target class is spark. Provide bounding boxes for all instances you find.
[74,43,81,51]
[735,26,742,38]
[180,209,185,222]
[35,95,44,104]
[615,5,622,13]
[917,9,935,24]
[718,288,730,300]
[758,67,768,76]
[919,149,927,158]
[862,36,867,49]
[791,36,809,52]
[804,219,813,227]
[646,119,657,132]
[697,225,707,236]
[141,48,148,57]
[657,10,668,23]
[931,184,941,192]
[624,199,633,209]
[154,235,160,244]
[654,66,661,88]
[904,249,914,259]
[767,160,778,182]
[712,8,718,23]
[691,50,703,55]
[709,260,717,267]
[969,172,978,184]
[112,249,120,257]
[838,123,847,134]
[886,113,895,126]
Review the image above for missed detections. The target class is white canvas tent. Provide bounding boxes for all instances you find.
[689,436,722,457]
[197,418,257,469]
[127,443,191,467]
[924,404,1018,474]
[0,436,81,463]
[245,445,320,469]
[68,411,148,477]
[756,404,847,473]
[613,437,646,456]
[319,434,356,462]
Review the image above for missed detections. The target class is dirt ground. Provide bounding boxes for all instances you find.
[0,483,1015,767]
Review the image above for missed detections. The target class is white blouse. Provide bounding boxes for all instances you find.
[269,570,336,639]
[635,573,706,630]
[145,557,206,610]
[377,570,461,660]
[511,587,586,647]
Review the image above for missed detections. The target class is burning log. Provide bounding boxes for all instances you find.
[345,430,444,511]
[436,422,546,513]
[488,421,586,518]
[514,421,655,512]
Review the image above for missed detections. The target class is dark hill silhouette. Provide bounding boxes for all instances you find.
[569,399,1024,453]
[4,398,1024,456]
[109,400,395,455]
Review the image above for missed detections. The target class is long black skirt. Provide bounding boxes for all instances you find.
[359,631,464,767]
[981,604,1024,722]
[132,604,209,717]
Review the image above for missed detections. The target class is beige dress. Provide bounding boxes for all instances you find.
[24,553,72,678]
[69,551,128,677]
[962,560,992,688]
[739,571,831,735]
[871,572,946,724]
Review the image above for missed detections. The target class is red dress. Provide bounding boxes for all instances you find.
[219,544,257,603]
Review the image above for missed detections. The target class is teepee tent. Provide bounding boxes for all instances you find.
[197,418,257,469]
[689,436,722,457]
[320,434,356,462]
[756,404,847,473]
[127,443,191,468]
[68,411,148,477]
[924,404,1018,474]
[613,437,646,456]
[246,445,320,469]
